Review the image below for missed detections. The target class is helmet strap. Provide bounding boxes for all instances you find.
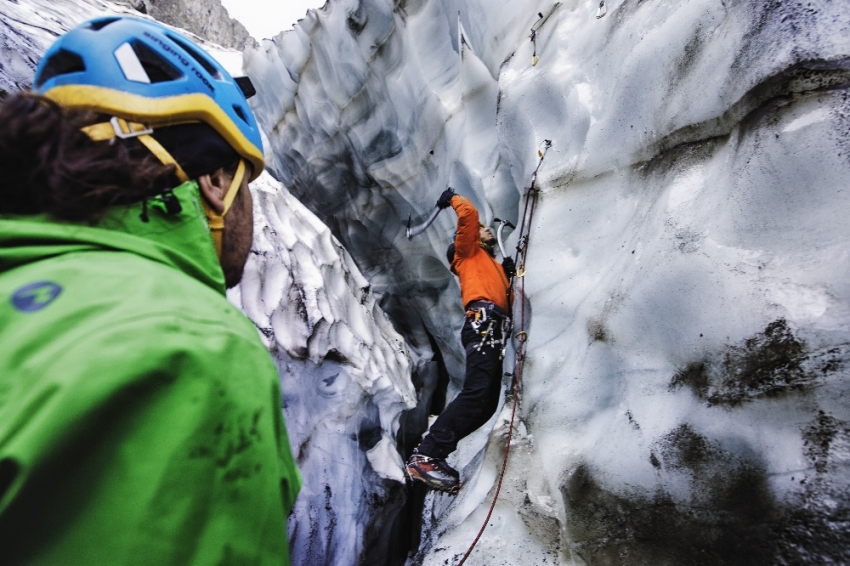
[81,117,190,183]
[136,133,189,183]
[82,117,247,258]
[201,158,246,258]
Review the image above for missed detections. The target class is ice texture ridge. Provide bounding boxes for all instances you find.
[230,173,416,565]
[245,0,850,564]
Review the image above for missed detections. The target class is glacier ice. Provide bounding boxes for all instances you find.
[4,0,850,563]
[230,173,416,564]
[244,0,850,563]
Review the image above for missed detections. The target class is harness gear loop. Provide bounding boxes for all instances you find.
[201,158,246,258]
[474,320,494,352]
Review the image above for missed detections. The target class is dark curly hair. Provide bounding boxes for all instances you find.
[0,93,177,221]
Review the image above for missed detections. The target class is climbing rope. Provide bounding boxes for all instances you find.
[455,140,551,566]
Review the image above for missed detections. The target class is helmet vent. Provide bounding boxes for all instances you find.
[232,105,248,124]
[35,49,85,87]
[166,33,223,80]
[132,41,182,83]
[87,17,120,31]
[114,42,150,83]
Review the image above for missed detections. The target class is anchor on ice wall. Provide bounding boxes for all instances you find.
[596,0,607,19]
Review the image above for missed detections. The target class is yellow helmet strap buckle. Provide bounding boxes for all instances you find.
[81,117,190,183]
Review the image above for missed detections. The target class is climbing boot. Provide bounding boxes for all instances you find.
[405,453,461,494]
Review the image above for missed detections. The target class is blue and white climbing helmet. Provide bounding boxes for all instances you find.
[33,16,264,182]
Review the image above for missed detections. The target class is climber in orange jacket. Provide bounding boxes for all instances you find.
[406,188,515,493]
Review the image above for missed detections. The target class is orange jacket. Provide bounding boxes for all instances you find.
[450,195,511,312]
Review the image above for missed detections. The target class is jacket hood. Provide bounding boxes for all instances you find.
[0,181,226,294]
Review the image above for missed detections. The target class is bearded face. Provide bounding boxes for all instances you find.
[479,225,497,247]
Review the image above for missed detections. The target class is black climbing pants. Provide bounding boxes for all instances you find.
[418,311,504,460]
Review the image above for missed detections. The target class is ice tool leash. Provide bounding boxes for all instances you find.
[455,139,552,566]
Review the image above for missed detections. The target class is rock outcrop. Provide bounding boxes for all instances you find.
[119,0,257,49]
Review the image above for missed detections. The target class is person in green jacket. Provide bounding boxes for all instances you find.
[0,17,301,565]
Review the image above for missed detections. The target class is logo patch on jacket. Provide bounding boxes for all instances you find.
[11,281,63,312]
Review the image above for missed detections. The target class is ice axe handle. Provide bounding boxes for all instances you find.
[494,218,515,258]
[406,206,443,239]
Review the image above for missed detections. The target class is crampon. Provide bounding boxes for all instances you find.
[405,454,461,495]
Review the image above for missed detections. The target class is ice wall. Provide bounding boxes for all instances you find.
[230,173,416,564]
[246,0,850,563]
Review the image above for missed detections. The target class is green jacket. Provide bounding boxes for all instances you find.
[0,182,301,565]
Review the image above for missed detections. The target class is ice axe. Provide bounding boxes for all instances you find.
[493,217,516,259]
[405,206,443,239]
[406,187,456,239]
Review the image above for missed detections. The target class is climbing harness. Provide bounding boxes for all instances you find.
[455,140,552,566]
[466,302,512,359]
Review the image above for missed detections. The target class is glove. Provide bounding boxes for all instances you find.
[502,257,516,278]
[436,187,456,209]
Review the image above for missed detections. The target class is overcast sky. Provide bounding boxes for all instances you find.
[219,0,326,41]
